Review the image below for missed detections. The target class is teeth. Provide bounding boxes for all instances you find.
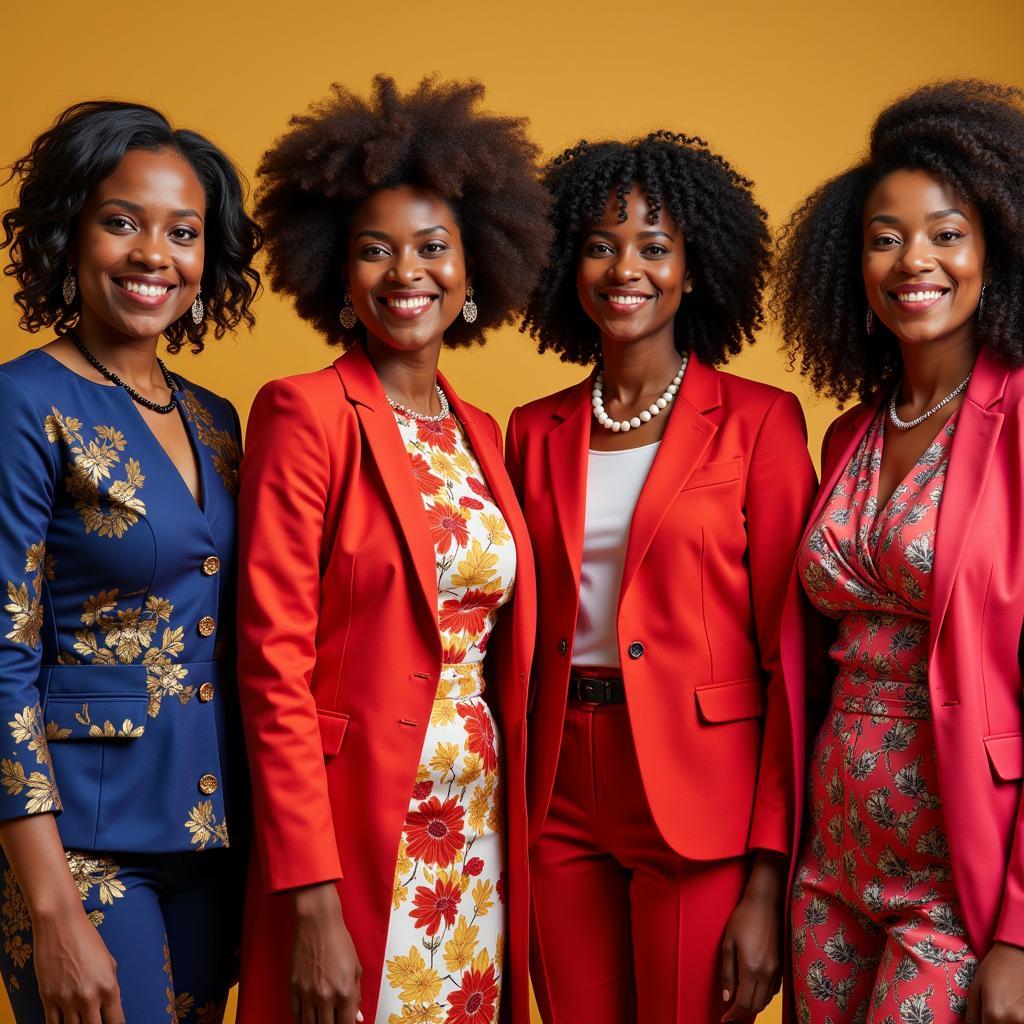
[122,280,169,297]
[606,294,648,306]
[895,290,945,303]
[386,296,433,310]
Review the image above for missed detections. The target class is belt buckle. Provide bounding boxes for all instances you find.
[579,677,612,704]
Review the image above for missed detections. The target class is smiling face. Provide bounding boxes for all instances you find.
[862,169,986,350]
[346,185,468,353]
[577,187,691,348]
[74,148,206,344]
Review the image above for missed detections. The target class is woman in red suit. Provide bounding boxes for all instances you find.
[510,134,817,1023]
[777,81,1024,1024]
[235,77,550,1024]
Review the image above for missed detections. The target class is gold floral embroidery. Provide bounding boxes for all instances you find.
[184,800,230,850]
[1,869,31,973]
[1,705,59,814]
[45,408,147,538]
[162,942,197,1023]
[179,390,240,496]
[65,852,126,905]
[4,543,54,649]
[70,705,145,739]
[195,1002,226,1024]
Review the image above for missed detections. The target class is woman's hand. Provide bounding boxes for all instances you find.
[291,882,363,1024]
[720,851,787,1022]
[966,941,1024,1024]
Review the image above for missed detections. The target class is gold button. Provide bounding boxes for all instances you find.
[197,616,216,638]
[198,682,215,703]
[201,556,221,576]
[198,774,218,795]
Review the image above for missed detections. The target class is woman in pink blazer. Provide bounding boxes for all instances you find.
[777,81,1024,1024]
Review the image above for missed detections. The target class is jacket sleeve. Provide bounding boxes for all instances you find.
[0,372,61,822]
[745,391,818,854]
[237,377,342,892]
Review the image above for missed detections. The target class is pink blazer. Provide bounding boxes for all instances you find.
[782,345,1024,954]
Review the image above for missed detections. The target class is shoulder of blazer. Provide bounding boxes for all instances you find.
[514,375,592,428]
[250,362,359,445]
[712,367,801,421]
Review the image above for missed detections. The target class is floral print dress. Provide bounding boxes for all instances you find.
[377,406,515,1024]
[791,410,977,1024]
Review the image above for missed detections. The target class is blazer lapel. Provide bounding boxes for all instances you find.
[333,346,439,629]
[931,348,1008,646]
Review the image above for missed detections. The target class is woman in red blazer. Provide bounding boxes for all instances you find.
[510,134,817,1023]
[235,77,550,1024]
[777,81,1024,1024]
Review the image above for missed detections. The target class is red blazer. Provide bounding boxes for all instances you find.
[781,345,1024,955]
[506,353,817,861]
[235,344,536,1023]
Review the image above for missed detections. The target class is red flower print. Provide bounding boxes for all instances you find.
[457,702,498,774]
[441,641,466,664]
[459,496,484,510]
[404,796,466,867]
[427,501,471,554]
[446,963,498,1023]
[412,780,434,801]
[417,418,458,453]
[439,588,503,635]
[466,477,495,504]
[410,877,463,936]
[496,874,505,903]
[410,452,444,496]
[463,857,484,877]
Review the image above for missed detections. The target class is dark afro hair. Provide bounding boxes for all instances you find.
[255,74,552,347]
[520,132,771,366]
[1,100,262,354]
[775,79,1024,406]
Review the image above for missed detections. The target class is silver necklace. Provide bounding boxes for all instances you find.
[888,373,972,430]
[387,383,450,422]
[592,355,688,433]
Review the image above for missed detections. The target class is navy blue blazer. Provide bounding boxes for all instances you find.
[0,348,246,853]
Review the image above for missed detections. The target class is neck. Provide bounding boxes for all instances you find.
[364,335,443,410]
[599,329,683,404]
[896,330,979,409]
[74,311,164,390]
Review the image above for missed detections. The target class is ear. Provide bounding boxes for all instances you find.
[682,267,695,294]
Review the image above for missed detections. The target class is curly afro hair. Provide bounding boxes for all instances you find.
[255,75,552,347]
[775,79,1024,406]
[520,132,771,366]
[1,100,262,354]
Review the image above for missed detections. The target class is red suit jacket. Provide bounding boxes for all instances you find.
[506,353,817,861]
[781,346,1024,954]
[235,344,536,1023]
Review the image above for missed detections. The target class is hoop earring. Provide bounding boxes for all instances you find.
[339,291,358,330]
[462,286,478,324]
[62,268,77,306]
[191,285,204,326]
[866,307,875,335]
[978,282,987,320]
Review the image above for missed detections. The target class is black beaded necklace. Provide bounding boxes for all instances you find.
[69,331,179,414]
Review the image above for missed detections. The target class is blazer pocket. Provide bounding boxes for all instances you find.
[44,695,149,740]
[317,708,350,758]
[984,733,1023,782]
[695,676,765,724]
[682,457,743,491]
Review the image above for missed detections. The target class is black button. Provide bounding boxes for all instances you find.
[628,641,645,659]
[558,638,568,655]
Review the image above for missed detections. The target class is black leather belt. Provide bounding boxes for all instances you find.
[568,673,625,704]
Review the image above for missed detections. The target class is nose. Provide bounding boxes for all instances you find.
[129,230,171,270]
[897,234,938,274]
[387,246,424,285]
[608,251,642,284]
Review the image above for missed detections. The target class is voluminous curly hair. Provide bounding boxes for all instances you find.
[255,75,552,347]
[1,100,262,354]
[521,132,771,366]
[775,79,1024,405]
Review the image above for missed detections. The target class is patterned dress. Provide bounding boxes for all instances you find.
[791,410,976,1024]
[377,406,515,1024]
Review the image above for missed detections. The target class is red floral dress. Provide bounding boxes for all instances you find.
[791,410,977,1024]
[377,406,515,1024]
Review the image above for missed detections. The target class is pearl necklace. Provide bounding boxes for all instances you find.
[387,383,451,422]
[592,355,688,433]
[888,373,972,430]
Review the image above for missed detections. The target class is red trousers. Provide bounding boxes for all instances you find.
[530,700,750,1024]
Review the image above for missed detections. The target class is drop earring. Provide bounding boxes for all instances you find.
[866,307,875,335]
[339,291,358,330]
[62,268,77,306]
[191,285,204,325]
[978,282,988,320]
[462,286,478,324]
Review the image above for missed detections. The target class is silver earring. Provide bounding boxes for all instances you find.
[866,307,875,335]
[62,268,77,306]
[462,286,478,324]
[978,282,987,320]
[339,291,358,330]
[191,285,204,325]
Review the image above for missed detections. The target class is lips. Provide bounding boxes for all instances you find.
[377,292,439,319]
[887,284,950,314]
[599,290,654,315]
[114,277,176,308]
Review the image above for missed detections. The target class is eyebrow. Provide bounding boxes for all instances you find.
[98,198,202,219]
[867,208,968,227]
[355,225,452,241]
[587,228,674,241]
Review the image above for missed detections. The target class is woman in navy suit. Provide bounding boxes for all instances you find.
[0,102,260,1023]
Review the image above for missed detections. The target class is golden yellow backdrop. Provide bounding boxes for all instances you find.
[1,1,1022,1021]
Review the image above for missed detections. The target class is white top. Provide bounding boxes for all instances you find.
[572,441,661,667]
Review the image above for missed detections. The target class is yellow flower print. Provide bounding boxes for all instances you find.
[451,540,499,589]
[456,754,482,788]
[167,989,194,1024]
[388,1004,445,1024]
[179,390,241,496]
[479,513,510,546]
[146,663,195,719]
[9,707,49,762]
[442,916,479,973]
[467,776,495,834]
[184,800,230,850]
[430,701,456,728]
[386,946,443,1003]
[429,742,459,778]
[471,879,495,917]
[0,761,58,813]
[4,542,53,649]
[42,409,82,446]
[64,852,126,905]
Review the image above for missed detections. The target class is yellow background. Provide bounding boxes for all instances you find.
[1,2,1022,1021]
